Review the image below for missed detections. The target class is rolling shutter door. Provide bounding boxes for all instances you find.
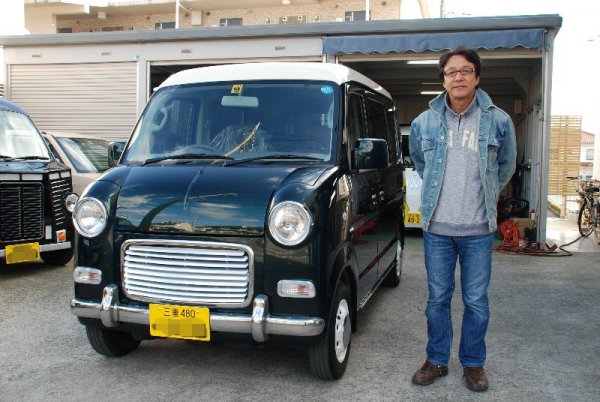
[9,62,138,142]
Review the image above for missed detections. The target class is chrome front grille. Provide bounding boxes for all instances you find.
[0,183,43,242]
[122,240,253,307]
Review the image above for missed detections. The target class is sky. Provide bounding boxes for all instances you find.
[404,0,600,133]
[1,0,599,131]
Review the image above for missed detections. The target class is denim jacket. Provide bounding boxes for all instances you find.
[409,88,517,232]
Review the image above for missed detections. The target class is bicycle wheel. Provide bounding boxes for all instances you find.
[593,204,600,244]
[578,201,594,237]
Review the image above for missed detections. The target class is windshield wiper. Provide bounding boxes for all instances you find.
[223,154,324,167]
[2,155,50,161]
[142,153,234,166]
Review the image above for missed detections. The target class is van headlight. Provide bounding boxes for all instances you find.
[73,197,107,238]
[268,201,313,246]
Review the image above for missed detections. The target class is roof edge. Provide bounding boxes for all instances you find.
[0,14,562,47]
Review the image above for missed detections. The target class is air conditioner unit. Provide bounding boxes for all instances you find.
[191,10,202,25]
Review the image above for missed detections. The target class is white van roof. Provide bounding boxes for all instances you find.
[158,62,392,100]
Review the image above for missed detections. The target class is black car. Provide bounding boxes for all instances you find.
[0,99,77,266]
[70,62,406,380]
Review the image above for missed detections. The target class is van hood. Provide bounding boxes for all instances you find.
[0,160,68,173]
[112,164,330,235]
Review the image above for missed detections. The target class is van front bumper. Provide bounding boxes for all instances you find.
[70,284,325,342]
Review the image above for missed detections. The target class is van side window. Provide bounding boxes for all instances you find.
[367,96,398,165]
[366,97,386,141]
[347,93,366,147]
[385,107,400,164]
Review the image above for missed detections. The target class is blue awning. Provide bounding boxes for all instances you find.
[322,29,544,55]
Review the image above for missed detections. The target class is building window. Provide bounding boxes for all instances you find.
[220,18,243,27]
[57,28,72,33]
[345,11,366,21]
[586,148,594,160]
[155,22,176,29]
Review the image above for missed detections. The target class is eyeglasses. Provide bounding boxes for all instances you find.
[443,67,476,77]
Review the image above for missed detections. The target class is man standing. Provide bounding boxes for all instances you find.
[409,46,516,392]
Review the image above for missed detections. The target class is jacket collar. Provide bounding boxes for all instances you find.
[429,88,494,115]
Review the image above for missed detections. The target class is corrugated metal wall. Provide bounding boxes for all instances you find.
[9,62,138,142]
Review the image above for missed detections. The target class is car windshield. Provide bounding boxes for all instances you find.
[0,110,51,160]
[55,137,111,173]
[123,80,338,164]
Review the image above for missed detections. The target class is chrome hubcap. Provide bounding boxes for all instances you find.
[334,299,350,362]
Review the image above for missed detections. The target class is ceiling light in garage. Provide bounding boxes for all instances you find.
[421,91,443,95]
[407,60,438,64]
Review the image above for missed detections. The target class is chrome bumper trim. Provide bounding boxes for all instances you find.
[0,241,71,258]
[70,284,324,342]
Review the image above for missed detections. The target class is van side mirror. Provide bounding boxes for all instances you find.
[351,138,389,170]
[108,141,126,167]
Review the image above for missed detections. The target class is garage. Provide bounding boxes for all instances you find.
[0,14,562,241]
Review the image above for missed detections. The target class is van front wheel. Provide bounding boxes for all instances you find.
[308,281,351,380]
[41,248,73,266]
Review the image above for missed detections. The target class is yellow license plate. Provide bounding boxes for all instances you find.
[149,304,210,341]
[405,212,422,224]
[5,243,40,264]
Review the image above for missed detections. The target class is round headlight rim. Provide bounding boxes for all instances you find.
[64,192,79,213]
[73,197,108,238]
[268,201,314,247]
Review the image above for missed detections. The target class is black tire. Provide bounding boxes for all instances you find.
[592,206,600,244]
[85,325,141,357]
[578,202,594,237]
[383,241,403,287]
[40,248,73,266]
[308,281,352,380]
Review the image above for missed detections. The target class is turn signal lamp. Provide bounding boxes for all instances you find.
[277,280,316,298]
[57,229,67,242]
[74,267,102,284]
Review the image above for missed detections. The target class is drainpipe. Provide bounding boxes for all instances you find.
[366,0,370,21]
[418,0,430,18]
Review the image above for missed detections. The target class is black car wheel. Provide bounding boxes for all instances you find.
[308,281,351,380]
[86,325,141,357]
[40,248,73,266]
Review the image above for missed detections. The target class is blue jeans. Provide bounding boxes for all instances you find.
[422,231,494,367]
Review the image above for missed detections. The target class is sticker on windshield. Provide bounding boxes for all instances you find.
[231,84,244,94]
[321,85,334,95]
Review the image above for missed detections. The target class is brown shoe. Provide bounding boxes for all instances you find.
[411,361,448,386]
[463,366,489,391]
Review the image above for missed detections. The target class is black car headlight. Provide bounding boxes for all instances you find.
[268,201,313,246]
[73,197,108,238]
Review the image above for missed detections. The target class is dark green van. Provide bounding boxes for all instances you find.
[70,62,405,380]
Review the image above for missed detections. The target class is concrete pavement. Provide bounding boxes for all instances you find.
[1,218,599,401]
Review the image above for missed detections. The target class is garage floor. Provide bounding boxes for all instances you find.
[545,209,600,253]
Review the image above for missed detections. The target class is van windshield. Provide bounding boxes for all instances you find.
[0,111,51,160]
[123,80,339,164]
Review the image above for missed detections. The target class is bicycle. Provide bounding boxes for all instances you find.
[572,178,600,241]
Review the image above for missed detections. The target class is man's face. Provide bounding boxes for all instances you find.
[442,54,480,104]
